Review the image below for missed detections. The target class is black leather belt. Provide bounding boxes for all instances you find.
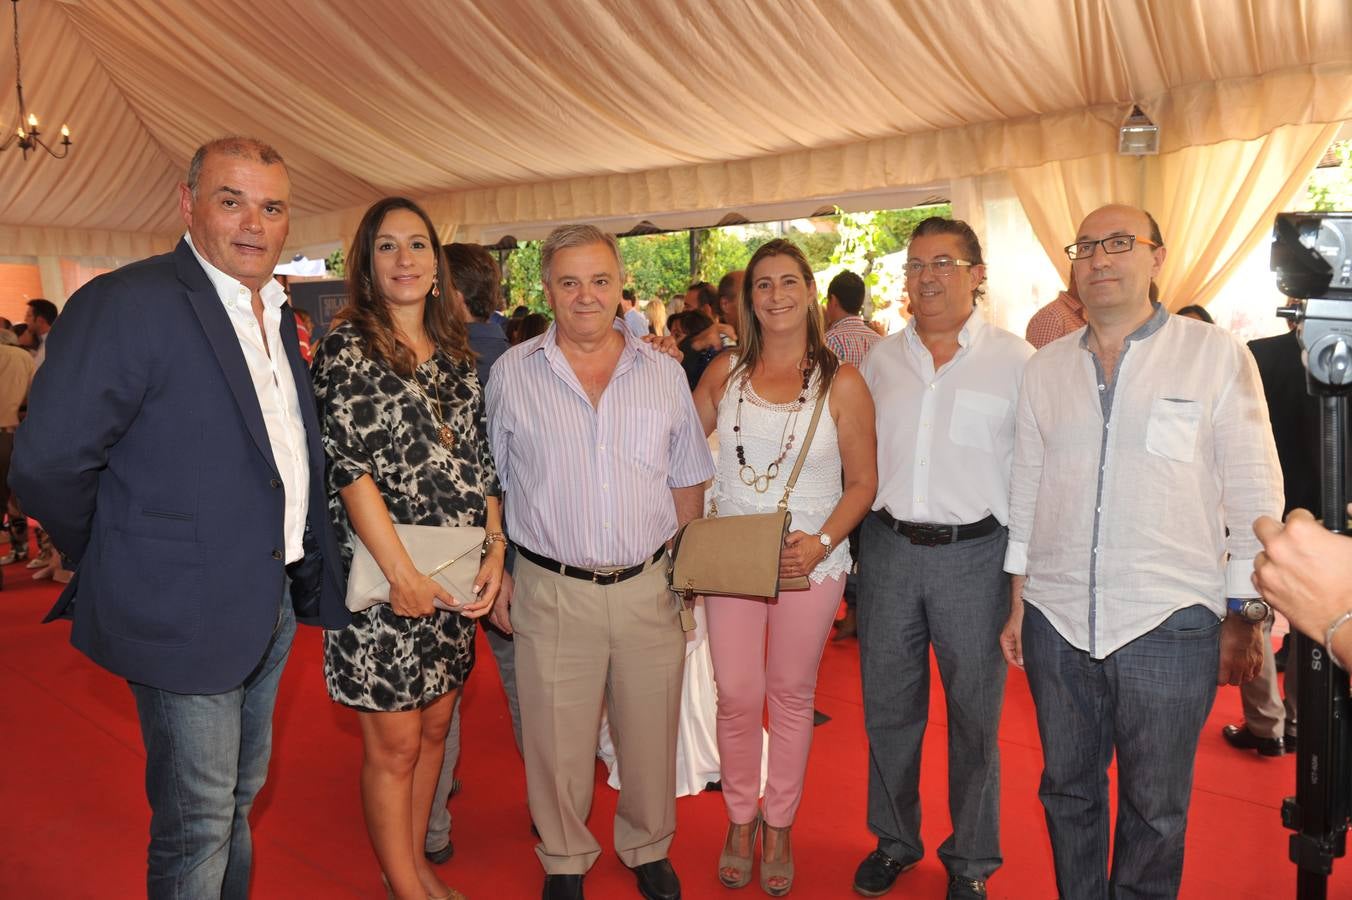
[873,510,1000,547]
[515,545,666,585]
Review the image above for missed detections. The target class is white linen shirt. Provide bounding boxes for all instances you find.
[860,308,1033,526]
[1004,306,1284,658]
[186,234,310,564]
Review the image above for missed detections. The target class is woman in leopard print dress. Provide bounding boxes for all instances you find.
[312,197,502,900]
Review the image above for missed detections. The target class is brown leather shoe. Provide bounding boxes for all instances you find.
[1222,723,1284,757]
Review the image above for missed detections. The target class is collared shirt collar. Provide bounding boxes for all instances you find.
[184,232,287,313]
[1078,301,1168,350]
[828,313,866,331]
[903,305,987,351]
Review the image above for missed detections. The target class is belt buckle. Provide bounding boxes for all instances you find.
[908,526,947,547]
[592,567,622,585]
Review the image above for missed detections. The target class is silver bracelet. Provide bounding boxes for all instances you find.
[1324,609,1352,670]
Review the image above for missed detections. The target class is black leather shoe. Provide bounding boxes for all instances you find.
[542,874,584,900]
[1222,722,1285,757]
[631,858,680,900]
[852,849,919,897]
[424,837,454,864]
[947,875,987,898]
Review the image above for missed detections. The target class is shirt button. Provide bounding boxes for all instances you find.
[919,459,926,466]
[271,549,283,560]
[603,522,611,529]
[1098,383,1106,392]
[602,483,609,490]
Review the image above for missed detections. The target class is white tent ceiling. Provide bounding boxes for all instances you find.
[1,0,1349,258]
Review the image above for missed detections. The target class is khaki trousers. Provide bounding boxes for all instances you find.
[512,554,686,874]
[1240,614,1297,740]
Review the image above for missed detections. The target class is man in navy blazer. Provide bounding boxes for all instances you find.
[10,136,349,899]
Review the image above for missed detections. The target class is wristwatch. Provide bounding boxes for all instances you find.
[816,532,832,550]
[1227,597,1271,624]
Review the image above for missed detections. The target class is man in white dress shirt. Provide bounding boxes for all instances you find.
[853,217,1033,899]
[999,204,1281,898]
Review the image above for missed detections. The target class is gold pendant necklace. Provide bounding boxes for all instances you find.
[406,358,456,450]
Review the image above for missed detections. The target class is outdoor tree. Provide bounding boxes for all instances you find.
[503,241,548,313]
[1303,140,1352,212]
[619,233,690,302]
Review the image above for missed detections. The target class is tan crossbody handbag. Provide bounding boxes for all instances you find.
[668,388,828,600]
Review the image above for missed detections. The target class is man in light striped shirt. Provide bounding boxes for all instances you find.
[485,223,714,900]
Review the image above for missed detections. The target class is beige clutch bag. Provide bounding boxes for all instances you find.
[345,523,485,613]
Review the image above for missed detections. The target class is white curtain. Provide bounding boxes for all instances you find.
[1008,122,1343,310]
[952,173,1065,338]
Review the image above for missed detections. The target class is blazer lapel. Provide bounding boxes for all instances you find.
[175,241,280,477]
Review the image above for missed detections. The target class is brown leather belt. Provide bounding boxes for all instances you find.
[516,545,666,585]
[873,510,1000,547]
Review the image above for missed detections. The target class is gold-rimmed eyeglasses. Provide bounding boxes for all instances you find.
[903,258,974,277]
[1064,235,1159,261]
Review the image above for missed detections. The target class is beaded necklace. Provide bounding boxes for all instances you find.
[734,359,813,493]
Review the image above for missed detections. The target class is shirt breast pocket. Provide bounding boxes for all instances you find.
[949,389,1010,453]
[628,409,670,474]
[1145,397,1202,463]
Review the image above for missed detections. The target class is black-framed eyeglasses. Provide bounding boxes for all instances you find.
[903,258,974,277]
[1064,234,1160,261]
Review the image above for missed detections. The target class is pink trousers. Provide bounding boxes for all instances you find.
[705,574,844,827]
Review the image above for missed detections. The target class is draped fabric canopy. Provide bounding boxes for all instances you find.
[1,0,1349,259]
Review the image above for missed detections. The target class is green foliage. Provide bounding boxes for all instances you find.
[872,204,951,254]
[503,241,548,313]
[1304,141,1352,213]
[619,233,690,301]
[695,228,755,283]
[788,230,840,273]
[325,248,345,278]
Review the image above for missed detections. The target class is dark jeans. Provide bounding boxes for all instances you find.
[858,514,1008,880]
[129,597,296,900]
[1022,602,1220,900]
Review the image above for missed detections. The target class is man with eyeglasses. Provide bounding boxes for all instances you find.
[999,204,1281,898]
[853,217,1033,899]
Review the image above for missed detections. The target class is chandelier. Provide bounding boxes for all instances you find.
[0,0,71,160]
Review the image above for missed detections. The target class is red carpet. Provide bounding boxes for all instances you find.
[1,552,1345,899]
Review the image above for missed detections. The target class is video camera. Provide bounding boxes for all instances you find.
[1270,210,1352,899]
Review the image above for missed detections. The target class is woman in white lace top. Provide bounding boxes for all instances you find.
[692,239,877,895]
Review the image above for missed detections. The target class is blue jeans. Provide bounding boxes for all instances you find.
[1022,602,1220,900]
[130,599,296,900]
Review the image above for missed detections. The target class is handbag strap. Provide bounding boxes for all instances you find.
[777,382,828,512]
